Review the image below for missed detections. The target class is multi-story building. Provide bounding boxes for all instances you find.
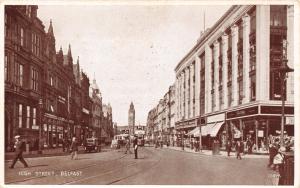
[4,5,45,151]
[89,78,102,139]
[146,108,156,141]
[102,103,113,143]
[175,5,294,150]
[4,5,113,151]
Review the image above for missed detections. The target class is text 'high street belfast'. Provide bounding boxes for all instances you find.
[3,3,297,186]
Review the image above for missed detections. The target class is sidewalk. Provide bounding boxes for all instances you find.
[164,146,269,159]
[5,146,112,161]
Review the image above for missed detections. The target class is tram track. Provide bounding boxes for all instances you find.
[5,151,127,184]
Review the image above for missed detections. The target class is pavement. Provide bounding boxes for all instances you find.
[5,146,112,161]
[4,146,277,185]
[164,145,269,159]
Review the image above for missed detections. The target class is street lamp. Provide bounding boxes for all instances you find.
[274,38,293,147]
[38,98,43,154]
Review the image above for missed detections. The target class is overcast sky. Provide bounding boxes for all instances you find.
[38,4,230,126]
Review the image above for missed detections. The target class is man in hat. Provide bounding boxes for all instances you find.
[133,135,138,159]
[9,135,28,169]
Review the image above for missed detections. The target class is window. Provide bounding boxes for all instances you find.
[26,6,31,18]
[228,85,232,107]
[32,108,37,129]
[270,6,287,27]
[20,28,24,47]
[31,68,39,91]
[250,75,256,101]
[238,81,243,104]
[19,64,23,86]
[50,76,53,86]
[250,8,256,34]
[15,63,24,87]
[18,104,23,128]
[5,55,8,81]
[5,13,7,38]
[26,106,30,128]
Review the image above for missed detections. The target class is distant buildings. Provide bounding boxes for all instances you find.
[4,5,114,151]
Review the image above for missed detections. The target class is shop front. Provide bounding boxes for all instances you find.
[225,105,294,153]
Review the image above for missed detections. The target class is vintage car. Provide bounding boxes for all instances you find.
[84,137,101,152]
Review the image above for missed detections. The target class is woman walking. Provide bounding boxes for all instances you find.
[70,137,78,160]
[226,140,232,156]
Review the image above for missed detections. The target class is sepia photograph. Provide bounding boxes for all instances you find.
[1,0,299,186]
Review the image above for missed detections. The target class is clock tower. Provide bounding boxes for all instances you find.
[128,102,135,136]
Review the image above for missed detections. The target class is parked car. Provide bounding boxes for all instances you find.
[84,137,101,152]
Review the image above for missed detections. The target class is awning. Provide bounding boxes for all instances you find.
[187,127,199,136]
[210,122,224,137]
[193,122,224,137]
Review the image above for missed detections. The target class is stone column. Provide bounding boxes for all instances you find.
[222,34,229,109]
[242,14,251,103]
[195,56,201,116]
[190,63,195,117]
[287,5,294,103]
[231,24,239,107]
[175,77,179,121]
[213,41,220,111]
[181,72,184,119]
[185,67,190,119]
[256,5,270,101]
[205,45,212,114]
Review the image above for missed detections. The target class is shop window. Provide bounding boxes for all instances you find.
[238,81,244,104]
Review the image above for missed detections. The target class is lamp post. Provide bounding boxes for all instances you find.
[274,38,293,147]
[38,98,43,154]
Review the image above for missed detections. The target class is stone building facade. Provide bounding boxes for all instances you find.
[174,5,294,150]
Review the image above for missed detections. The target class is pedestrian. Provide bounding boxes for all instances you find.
[9,135,28,169]
[133,135,138,159]
[273,147,285,185]
[235,140,242,160]
[124,137,132,154]
[268,138,280,169]
[70,137,78,160]
[226,140,232,156]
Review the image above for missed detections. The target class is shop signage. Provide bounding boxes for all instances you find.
[261,106,294,115]
[258,130,264,137]
[227,106,258,119]
[207,113,225,123]
[286,116,294,125]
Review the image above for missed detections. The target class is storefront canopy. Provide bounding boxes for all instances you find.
[189,122,224,137]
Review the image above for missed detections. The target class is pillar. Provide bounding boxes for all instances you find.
[185,68,190,119]
[287,5,294,103]
[190,63,195,117]
[205,45,212,114]
[195,56,201,116]
[213,40,220,111]
[242,14,251,103]
[256,5,270,101]
[231,24,239,107]
[222,34,229,109]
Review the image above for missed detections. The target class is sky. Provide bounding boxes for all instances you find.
[38,4,230,126]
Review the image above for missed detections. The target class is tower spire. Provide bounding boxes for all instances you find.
[68,44,72,57]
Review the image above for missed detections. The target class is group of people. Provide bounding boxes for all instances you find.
[225,140,244,159]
